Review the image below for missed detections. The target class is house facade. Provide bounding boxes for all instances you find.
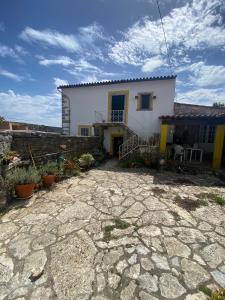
[59,76,176,155]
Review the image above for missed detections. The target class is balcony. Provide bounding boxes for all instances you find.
[95,110,125,124]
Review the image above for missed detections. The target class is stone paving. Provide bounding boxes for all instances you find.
[0,160,225,300]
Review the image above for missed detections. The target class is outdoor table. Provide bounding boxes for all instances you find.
[185,148,203,162]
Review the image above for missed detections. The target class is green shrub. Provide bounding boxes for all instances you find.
[6,166,40,185]
[39,162,59,176]
[80,153,94,163]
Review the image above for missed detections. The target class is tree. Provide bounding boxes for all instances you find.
[0,116,5,124]
[213,102,225,108]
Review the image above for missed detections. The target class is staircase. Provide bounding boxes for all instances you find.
[119,134,157,160]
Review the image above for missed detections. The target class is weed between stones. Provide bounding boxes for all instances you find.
[196,193,225,206]
[103,219,130,242]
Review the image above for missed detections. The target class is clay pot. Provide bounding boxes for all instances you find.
[15,183,35,199]
[42,175,56,187]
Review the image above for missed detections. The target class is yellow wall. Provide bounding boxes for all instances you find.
[213,125,225,169]
[160,124,169,153]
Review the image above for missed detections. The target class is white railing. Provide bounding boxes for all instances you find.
[95,110,125,123]
[119,134,159,160]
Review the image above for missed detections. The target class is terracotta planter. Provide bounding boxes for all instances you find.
[42,175,56,187]
[15,183,35,199]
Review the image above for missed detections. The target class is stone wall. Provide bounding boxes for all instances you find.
[7,131,101,160]
[0,135,12,208]
[174,102,225,116]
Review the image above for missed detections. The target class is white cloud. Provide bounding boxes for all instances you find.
[177,62,225,87]
[0,69,23,81]
[0,89,61,126]
[109,0,225,68]
[177,87,225,106]
[0,44,27,62]
[142,56,165,72]
[20,27,80,52]
[53,77,68,88]
[39,56,75,67]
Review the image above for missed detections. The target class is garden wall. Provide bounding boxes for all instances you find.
[0,135,12,207]
[5,131,101,159]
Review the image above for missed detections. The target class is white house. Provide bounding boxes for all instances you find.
[58,76,176,157]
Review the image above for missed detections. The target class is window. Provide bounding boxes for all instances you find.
[78,126,92,136]
[94,127,100,136]
[137,93,153,110]
[199,125,215,143]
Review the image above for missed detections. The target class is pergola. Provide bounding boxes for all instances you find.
[159,113,225,169]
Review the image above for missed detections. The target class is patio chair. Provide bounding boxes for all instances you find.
[174,145,185,161]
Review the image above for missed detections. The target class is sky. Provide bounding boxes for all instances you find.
[0,0,225,126]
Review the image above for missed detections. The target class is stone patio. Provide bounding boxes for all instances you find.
[0,160,225,300]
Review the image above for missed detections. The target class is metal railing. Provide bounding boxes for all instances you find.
[119,134,159,160]
[94,110,125,123]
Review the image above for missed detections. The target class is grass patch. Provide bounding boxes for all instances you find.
[199,285,212,297]
[103,218,130,242]
[196,193,225,206]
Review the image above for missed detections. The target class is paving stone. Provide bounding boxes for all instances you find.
[138,273,158,293]
[193,254,206,266]
[198,222,213,231]
[22,250,47,283]
[170,257,180,267]
[141,211,176,226]
[140,258,154,271]
[176,227,206,243]
[200,243,225,268]
[0,254,14,283]
[120,280,137,300]
[164,237,191,258]
[139,291,159,300]
[0,222,18,240]
[97,273,106,292]
[138,225,161,237]
[181,258,210,289]
[211,270,225,288]
[159,273,186,298]
[122,202,145,218]
[116,260,128,274]
[185,292,208,300]
[30,287,52,300]
[124,263,140,279]
[128,254,137,265]
[108,272,120,289]
[32,233,56,250]
[136,244,150,255]
[8,233,32,259]
[50,230,96,300]
[151,253,170,270]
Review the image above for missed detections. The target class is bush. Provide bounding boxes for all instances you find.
[6,166,40,185]
[39,162,59,176]
[80,153,94,163]
[64,159,80,176]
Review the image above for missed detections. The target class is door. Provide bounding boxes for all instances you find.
[111,95,125,122]
[113,136,124,156]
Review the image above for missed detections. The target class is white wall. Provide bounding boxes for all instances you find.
[62,79,175,146]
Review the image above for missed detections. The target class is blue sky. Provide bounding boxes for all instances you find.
[0,0,225,126]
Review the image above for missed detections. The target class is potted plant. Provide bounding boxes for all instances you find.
[78,153,95,168]
[6,166,40,199]
[39,162,58,187]
[2,150,20,165]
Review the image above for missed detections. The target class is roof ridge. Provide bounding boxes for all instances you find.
[58,75,177,89]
